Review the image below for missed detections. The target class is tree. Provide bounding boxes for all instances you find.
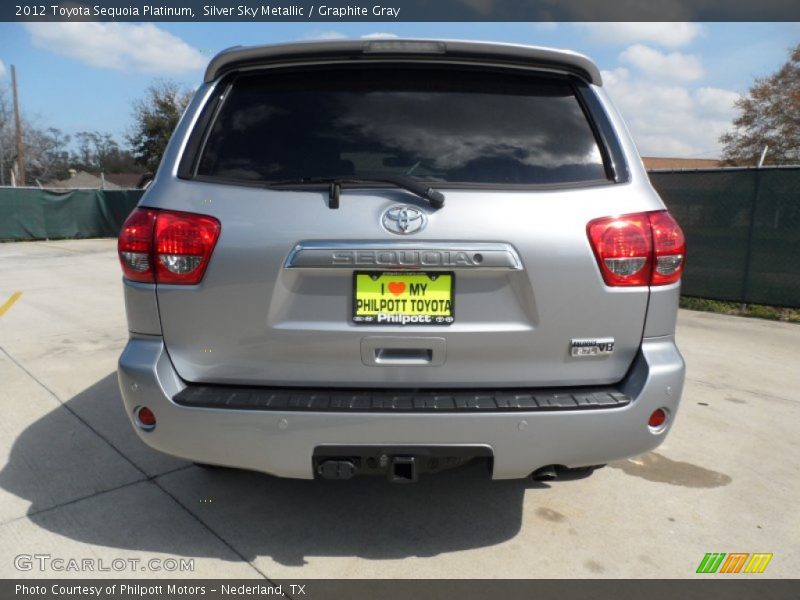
[720,44,800,166]
[0,86,71,184]
[127,80,192,173]
[25,126,71,183]
[72,130,141,173]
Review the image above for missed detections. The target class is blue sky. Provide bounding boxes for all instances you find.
[0,22,798,158]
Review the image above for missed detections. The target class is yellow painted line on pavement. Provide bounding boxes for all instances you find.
[0,292,22,319]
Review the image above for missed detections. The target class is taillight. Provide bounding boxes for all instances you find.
[587,212,653,286]
[154,211,221,284]
[649,211,686,285]
[117,208,220,285]
[118,208,157,282]
[587,210,685,287]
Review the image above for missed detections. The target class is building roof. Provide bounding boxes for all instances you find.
[46,170,145,190]
[642,157,723,171]
[103,172,147,188]
[47,171,122,190]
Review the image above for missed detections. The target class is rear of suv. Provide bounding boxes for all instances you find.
[117,39,686,482]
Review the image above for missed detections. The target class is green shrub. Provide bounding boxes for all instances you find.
[680,297,800,323]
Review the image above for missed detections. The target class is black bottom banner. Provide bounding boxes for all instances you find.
[4,579,800,600]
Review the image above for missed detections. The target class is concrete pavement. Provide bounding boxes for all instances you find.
[0,239,797,578]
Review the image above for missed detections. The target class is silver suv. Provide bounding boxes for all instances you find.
[117,39,686,483]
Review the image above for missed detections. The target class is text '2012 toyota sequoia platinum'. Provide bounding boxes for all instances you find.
[117,39,686,483]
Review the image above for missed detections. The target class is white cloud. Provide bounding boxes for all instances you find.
[24,22,204,74]
[579,22,704,48]
[360,32,399,39]
[695,87,741,117]
[619,44,704,81]
[0,60,6,78]
[300,30,349,41]
[602,67,740,157]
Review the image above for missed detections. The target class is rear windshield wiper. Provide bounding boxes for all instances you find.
[267,175,445,209]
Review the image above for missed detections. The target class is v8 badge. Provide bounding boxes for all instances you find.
[570,338,615,357]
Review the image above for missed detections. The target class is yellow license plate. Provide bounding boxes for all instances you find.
[353,272,454,326]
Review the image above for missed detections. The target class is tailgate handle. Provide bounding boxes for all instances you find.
[361,337,446,367]
[375,348,433,365]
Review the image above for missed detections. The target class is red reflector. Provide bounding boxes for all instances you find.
[117,208,221,285]
[587,210,686,287]
[648,408,667,428]
[136,406,156,429]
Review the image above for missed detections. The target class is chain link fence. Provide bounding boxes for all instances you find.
[0,187,144,241]
[650,167,800,308]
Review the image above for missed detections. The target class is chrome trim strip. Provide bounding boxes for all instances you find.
[284,241,523,270]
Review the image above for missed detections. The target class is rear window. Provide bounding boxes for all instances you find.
[194,66,609,186]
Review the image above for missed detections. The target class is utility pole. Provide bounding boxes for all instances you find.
[11,64,25,186]
[0,136,5,185]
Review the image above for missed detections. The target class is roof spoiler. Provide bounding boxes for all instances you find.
[203,39,603,86]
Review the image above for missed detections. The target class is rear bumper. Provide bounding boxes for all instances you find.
[118,336,684,479]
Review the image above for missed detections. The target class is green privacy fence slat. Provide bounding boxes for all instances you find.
[2,168,799,307]
[650,167,800,308]
[0,188,144,241]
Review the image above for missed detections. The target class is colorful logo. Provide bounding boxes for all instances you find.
[696,553,773,574]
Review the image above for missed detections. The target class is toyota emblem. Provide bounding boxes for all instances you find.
[381,205,427,235]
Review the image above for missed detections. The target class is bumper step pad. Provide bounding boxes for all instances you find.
[173,385,630,412]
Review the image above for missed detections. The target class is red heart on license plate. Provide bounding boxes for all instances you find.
[388,282,406,296]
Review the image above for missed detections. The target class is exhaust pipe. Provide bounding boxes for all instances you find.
[317,460,357,480]
[531,465,558,481]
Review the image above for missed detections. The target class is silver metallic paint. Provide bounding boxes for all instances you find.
[118,336,685,479]
[118,40,686,477]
